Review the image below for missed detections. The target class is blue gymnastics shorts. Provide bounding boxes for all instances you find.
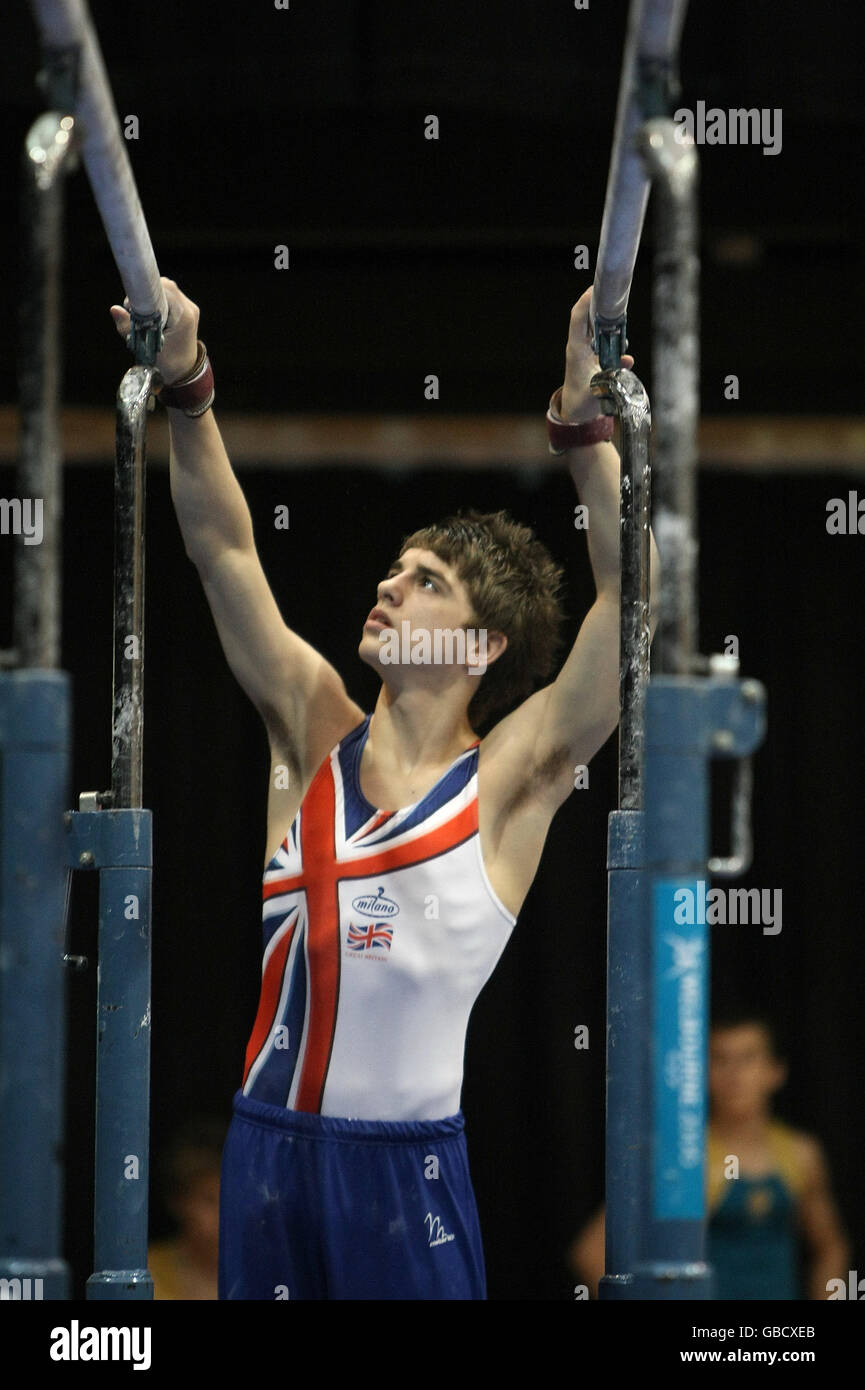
[218,1090,487,1300]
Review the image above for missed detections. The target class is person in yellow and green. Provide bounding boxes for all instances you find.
[569,1011,850,1299]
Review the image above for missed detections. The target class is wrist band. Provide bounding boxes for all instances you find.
[546,386,614,454]
[158,340,215,417]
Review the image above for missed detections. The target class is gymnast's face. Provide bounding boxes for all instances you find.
[709,1024,787,1123]
[358,546,478,671]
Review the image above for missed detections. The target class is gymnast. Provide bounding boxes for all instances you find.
[111,279,660,1300]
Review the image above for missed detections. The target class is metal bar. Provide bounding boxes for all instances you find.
[592,365,651,1301]
[0,672,72,1301]
[641,119,699,675]
[0,65,78,1301]
[28,0,167,362]
[592,0,688,369]
[14,114,76,671]
[590,369,652,810]
[111,367,152,809]
[15,0,157,1306]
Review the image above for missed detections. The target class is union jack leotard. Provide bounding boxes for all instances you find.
[241,715,517,1121]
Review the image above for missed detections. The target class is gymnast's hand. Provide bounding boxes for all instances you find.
[109,277,201,385]
[559,283,635,421]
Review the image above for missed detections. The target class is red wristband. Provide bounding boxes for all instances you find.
[546,387,614,454]
[158,341,215,417]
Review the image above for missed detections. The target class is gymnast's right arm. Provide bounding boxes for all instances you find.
[109,278,362,781]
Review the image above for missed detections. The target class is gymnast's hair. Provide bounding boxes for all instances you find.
[711,1006,787,1063]
[398,509,567,735]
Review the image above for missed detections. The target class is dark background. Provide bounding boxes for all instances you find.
[1,0,864,1300]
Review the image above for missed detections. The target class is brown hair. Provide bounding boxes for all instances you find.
[398,509,567,733]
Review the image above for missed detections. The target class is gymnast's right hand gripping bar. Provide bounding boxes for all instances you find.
[592,0,688,370]
[28,0,168,363]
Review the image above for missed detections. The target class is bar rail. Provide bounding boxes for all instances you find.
[592,0,687,367]
[29,0,167,358]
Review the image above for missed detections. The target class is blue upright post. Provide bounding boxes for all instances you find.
[601,809,647,1297]
[0,675,71,1301]
[627,118,767,1296]
[66,806,153,1299]
[0,55,77,1302]
[633,673,765,1297]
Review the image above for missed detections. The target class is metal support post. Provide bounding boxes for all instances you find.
[0,63,78,1303]
[592,369,652,1298]
[0,675,72,1301]
[81,365,155,1299]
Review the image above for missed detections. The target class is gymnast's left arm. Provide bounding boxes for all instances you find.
[521,288,660,803]
[479,288,659,817]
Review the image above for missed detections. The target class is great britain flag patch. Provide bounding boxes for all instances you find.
[346,921,394,952]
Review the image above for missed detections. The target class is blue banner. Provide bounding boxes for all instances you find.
[652,877,708,1220]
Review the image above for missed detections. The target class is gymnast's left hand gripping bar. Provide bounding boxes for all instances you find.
[28,0,168,363]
